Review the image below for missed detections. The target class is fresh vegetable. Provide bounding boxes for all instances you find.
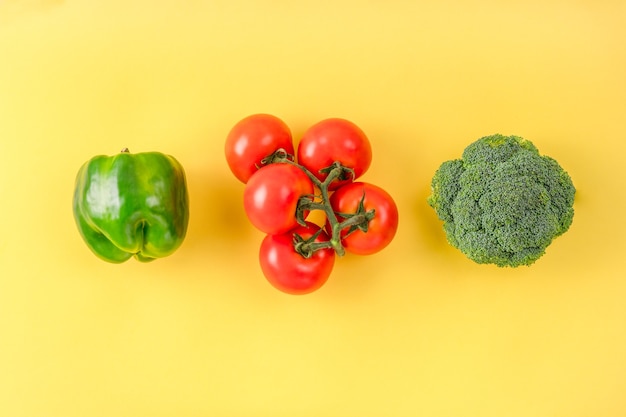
[259,222,335,295]
[328,182,399,255]
[427,134,575,267]
[225,113,294,183]
[297,118,372,190]
[227,115,397,294]
[243,163,314,235]
[73,148,189,263]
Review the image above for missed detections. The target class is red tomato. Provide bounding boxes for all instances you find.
[328,182,398,255]
[225,114,294,183]
[297,118,372,190]
[243,163,314,235]
[259,222,335,294]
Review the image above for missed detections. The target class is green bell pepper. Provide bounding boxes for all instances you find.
[73,148,189,263]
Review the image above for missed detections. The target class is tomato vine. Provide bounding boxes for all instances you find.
[266,149,376,258]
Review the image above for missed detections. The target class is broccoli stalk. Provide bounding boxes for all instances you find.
[427,134,575,267]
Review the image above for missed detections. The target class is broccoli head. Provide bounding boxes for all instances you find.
[427,134,575,267]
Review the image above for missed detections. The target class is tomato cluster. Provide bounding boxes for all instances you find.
[225,114,399,295]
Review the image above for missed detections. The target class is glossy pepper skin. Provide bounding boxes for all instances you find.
[73,149,189,263]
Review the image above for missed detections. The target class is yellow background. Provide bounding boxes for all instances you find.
[1,0,625,416]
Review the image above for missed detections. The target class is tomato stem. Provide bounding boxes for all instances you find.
[267,149,373,258]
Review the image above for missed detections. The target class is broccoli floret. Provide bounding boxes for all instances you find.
[427,134,575,267]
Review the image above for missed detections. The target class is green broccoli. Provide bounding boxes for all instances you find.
[427,134,575,267]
